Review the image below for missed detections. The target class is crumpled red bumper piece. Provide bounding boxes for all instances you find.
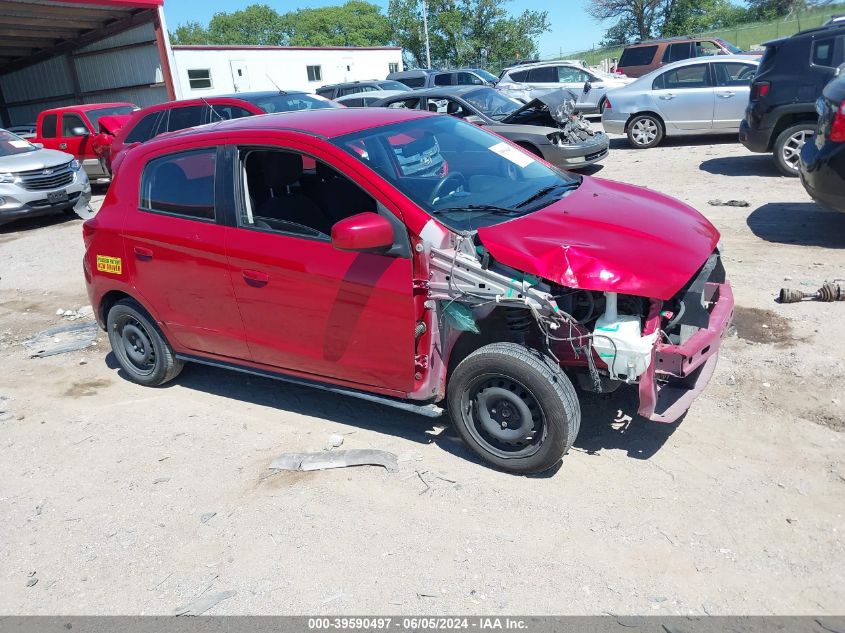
[638,281,734,423]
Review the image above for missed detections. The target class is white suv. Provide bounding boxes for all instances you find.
[497,61,634,113]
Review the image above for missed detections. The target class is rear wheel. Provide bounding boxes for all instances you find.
[447,343,580,474]
[106,298,183,387]
[773,123,815,177]
[627,114,663,149]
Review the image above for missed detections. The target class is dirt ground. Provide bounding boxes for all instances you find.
[1,129,844,616]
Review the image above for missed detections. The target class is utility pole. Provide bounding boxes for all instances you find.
[421,0,432,68]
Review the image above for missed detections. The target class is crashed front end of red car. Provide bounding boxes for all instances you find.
[424,175,734,424]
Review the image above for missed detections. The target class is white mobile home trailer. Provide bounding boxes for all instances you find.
[172,45,403,98]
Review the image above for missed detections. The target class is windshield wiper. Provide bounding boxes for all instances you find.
[513,182,579,209]
[433,204,521,215]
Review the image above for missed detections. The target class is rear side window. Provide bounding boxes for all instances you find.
[662,42,693,63]
[434,73,452,86]
[125,112,161,143]
[212,105,253,121]
[342,98,365,107]
[619,45,658,67]
[456,72,483,85]
[527,66,557,82]
[714,62,756,86]
[41,114,58,138]
[316,88,334,98]
[655,63,711,89]
[399,76,425,88]
[166,105,205,132]
[811,38,838,67]
[509,69,529,82]
[140,148,216,220]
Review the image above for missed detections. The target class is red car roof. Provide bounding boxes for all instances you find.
[164,107,437,141]
[40,102,135,115]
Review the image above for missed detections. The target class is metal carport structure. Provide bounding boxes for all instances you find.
[0,0,176,127]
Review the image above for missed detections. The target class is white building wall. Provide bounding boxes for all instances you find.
[172,47,403,98]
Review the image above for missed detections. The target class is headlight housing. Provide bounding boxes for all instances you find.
[0,172,15,183]
[69,159,81,172]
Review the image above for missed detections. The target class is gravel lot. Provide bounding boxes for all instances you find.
[1,129,844,615]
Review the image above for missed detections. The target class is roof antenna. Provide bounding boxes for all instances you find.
[201,97,225,122]
[266,73,287,95]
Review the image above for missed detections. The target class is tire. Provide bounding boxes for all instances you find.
[773,123,815,177]
[106,298,183,387]
[447,343,580,474]
[626,114,664,149]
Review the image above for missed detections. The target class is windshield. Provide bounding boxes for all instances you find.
[240,93,336,113]
[378,81,409,91]
[0,129,37,157]
[462,88,521,120]
[716,39,743,54]
[332,115,580,232]
[472,69,499,83]
[86,105,136,133]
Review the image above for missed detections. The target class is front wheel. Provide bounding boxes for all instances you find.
[107,298,183,387]
[773,123,815,177]
[447,343,580,474]
[627,114,664,149]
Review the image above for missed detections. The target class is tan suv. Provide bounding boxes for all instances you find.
[616,36,756,77]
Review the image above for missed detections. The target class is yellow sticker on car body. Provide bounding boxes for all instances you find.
[96,255,122,275]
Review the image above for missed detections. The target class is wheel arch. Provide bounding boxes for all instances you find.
[99,289,161,331]
[624,110,665,133]
[768,113,817,151]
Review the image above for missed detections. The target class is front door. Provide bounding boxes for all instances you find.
[224,144,416,392]
[124,146,249,359]
[230,60,250,92]
[651,63,714,131]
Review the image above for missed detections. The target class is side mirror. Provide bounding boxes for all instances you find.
[71,126,89,137]
[583,81,592,94]
[331,212,394,252]
[32,142,44,149]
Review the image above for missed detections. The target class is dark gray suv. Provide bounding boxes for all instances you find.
[387,68,498,90]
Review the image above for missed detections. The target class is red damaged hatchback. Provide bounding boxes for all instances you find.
[83,108,733,474]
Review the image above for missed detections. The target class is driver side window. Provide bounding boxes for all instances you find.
[237,148,377,239]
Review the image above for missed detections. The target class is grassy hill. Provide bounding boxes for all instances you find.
[564,3,845,68]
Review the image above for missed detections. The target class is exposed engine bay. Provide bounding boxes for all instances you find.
[421,230,727,399]
[501,89,599,145]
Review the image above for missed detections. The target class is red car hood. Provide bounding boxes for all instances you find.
[98,114,132,135]
[476,176,720,300]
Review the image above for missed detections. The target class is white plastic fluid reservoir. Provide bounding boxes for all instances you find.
[592,292,659,382]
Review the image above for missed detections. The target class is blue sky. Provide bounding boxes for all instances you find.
[162,0,611,58]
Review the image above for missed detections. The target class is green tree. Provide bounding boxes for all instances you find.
[661,0,748,36]
[170,2,390,48]
[387,0,549,68]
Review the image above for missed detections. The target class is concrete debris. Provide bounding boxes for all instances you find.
[25,577,38,587]
[23,321,98,358]
[324,434,344,450]
[0,412,13,422]
[173,590,236,616]
[708,199,750,207]
[200,512,216,524]
[54,306,94,321]
[269,449,398,473]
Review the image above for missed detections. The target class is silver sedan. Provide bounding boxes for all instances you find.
[602,56,759,148]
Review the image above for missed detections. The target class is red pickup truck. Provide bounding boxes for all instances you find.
[35,103,136,180]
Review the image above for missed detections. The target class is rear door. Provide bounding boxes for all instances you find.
[650,62,715,130]
[712,61,757,129]
[124,146,249,359]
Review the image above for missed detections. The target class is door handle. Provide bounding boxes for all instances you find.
[242,269,269,287]
[659,93,675,100]
[717,92,735,98]
[133,246,153,260]
[59,143,68,149]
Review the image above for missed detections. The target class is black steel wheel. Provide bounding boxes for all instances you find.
[106,298,183,387]
[447,343,580,474]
